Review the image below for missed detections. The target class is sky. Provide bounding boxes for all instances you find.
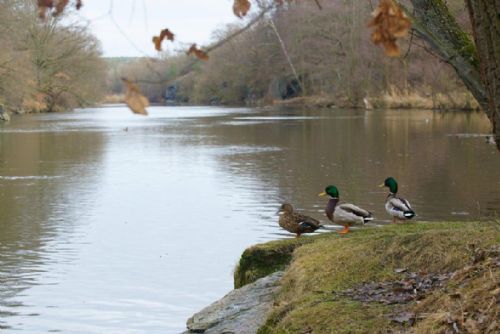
[76,0,242,57]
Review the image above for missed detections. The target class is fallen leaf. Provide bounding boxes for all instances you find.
[187,44,209,61]
[76,0,82,10]
[122,78,149,116]
[336,271,453,305]
[368,0,411,57]
[152,28,175,51]
[233,0,251,18]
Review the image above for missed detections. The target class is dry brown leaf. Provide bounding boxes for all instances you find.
[37,0,82,19]
[368,0,411,57]
[187,44,209,61]
[233,0,251,18]
[122,78,149,116]
[37,0,54,19]
[152,28,175,51]
[54,0,69,16]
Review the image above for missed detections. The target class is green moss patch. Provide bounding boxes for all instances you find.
[234,234,332,289]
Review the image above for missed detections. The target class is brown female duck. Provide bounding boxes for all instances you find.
[277,203,322,238]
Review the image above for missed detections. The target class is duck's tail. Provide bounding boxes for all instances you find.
[403,210,415,219]
[362,211,374,224]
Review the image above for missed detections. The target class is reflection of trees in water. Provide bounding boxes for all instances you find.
[198,109,497,222]
[0,124,106,328]
[371,110,499,219]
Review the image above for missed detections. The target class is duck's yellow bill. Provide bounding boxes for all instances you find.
[378,183,385,188]
[318,191,327,196]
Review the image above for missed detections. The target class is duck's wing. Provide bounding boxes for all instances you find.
[338,203,372,219]
[399,197,413,210]
[388,197,411,212]
[295,213,321,229]
[387,196,415,219]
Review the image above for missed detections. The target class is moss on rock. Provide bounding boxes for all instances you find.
[234,233,334,289]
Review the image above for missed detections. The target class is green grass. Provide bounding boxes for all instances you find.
[233,221,499,333]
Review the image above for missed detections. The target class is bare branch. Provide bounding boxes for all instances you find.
[134,4,276,85]
[268,18,303,92]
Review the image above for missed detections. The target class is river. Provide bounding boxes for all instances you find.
[0,106,498,333]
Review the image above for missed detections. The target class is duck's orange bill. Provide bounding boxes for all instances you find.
[318,191,327,196]
[378,183,385,188]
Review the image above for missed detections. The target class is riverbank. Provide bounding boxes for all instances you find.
[272,90,480,111]
[185,221,499,333]
[100,89,480,112]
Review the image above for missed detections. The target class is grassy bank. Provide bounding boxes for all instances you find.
[234,221,499,333]
[272,90,480,110]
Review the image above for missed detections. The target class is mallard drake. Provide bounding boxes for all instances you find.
[318,185,373,234]
[379,177,415,223]
[277,203,322,238]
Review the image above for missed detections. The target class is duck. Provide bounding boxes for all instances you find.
[277,203,322,238]
[379,177,415,223]
[318,185,373,234]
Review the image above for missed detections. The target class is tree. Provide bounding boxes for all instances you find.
[0,0,106,114]
[407,0,499,149]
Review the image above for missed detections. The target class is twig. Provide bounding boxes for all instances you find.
[205,5,274,54]
[269,18,303,92]
[403,29,414,59]
[135,4,276,85]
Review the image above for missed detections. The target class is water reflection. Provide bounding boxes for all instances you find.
[0,106,498,333]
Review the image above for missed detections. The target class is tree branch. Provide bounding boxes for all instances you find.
[269,18,303,92]
[134,4,276,85]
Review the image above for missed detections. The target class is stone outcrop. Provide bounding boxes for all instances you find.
[184,271,283,334]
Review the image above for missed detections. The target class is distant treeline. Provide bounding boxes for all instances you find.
[0,0,106,114]
[108,0,478,110]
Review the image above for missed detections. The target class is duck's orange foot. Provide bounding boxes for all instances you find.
[338,226,350,235]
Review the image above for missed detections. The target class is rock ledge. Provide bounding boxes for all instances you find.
[184,271,283,334]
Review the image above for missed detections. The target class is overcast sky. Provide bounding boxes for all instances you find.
[76,0,241,57]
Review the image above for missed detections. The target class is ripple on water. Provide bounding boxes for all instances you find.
[0,106,498,333]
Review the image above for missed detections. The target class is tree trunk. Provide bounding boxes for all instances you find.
[465,0,500,150]
[408,0,499,149]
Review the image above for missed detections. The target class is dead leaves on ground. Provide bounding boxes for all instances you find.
[37,0,83,20]
[187,44,209,61]
[337,270,453,305]
[152,29,175,51]
[122,78,149,116]
[368,0,411,57]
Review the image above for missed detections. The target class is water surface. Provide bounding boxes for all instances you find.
[0,106,498,333]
